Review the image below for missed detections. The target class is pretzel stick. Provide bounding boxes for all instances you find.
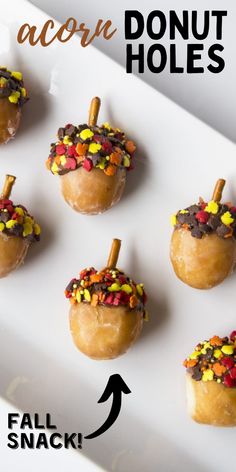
[1,174,16,199]
[88,97,101,126]
[106,239,121,269]
[212,179,226,202]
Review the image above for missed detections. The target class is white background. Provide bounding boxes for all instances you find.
[29,0,236,143]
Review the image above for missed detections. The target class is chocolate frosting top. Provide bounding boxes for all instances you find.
[171,200,236,239]
[183,331,236,388]
[46,122,136,176]
[0,198,41,242]
[65,267,147,316]
[0,67,29,107]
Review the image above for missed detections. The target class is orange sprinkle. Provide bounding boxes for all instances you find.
[212,363,227,376]
[114,146,123,155]
[54,155,61,165]
[76,143,89,156]
[110,152,122,165]
[125,140,136,154]
[90,274,103,283]
[210,336,223,347]
[70,298,76,305]
[91,294,99,307]
[130,294,138,308]
[185,359,198,368]
[104,164,116,176]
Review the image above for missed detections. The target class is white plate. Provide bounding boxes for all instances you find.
[1,1,236,471]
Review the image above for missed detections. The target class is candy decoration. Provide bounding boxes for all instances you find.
[0,175,40,278]
[46,97,136,214]
[0,67,29,144]
[184,331,236,426]
[66,239,147,360]
[170,179,236,289]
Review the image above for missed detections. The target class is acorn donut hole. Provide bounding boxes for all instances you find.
[46,97,136,215]
[183,331,236,426]
[0,175,41,278]
[170,179,236,289]
[0,67,29,144]
[65,239,148,360]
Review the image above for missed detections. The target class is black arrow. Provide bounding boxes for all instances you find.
[84,374,131,439]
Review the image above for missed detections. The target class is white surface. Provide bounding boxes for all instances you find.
[0,0,236,471]
[29,0,236,143]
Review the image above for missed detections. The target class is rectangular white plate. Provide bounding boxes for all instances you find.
[0,1,236,471]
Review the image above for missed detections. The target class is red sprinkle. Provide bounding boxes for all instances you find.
[102,141,112,153]
[105,293,114,305]
[67,145,77,157]
[82,158,93,172]
[221,357,235,369]
[224,373,236,388]
[65,157,77,170]
[200,202,207,210]
[230,330,236,342]
[56,144,66,155]
[195,210,209,224]
[6,205,14,213]
[229,367,236,379]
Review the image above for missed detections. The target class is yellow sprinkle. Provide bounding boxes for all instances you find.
[121,284,132,294]
[6,219,17,229]
[143,310,149,321]
[63,136,72,145]
[76,290,81,303]
[217,378,222,383]
[123,156,130,167]
[51,162,59,174]
[214,349,223,359]
[96,158,106,170]
[221,345,234,355]
[60,155,66,165]
[20,87,26,97]
[8,91,20,104]
[102,122,111,131]
[24,216,33,225]
[221,211,234,226]
[205,200,219,214]
[179,210,189,214]
[108,283,121,292]
[11,71,22,81]
[170,214,177,226]
[202,369,214,382]
[0,222,5,231]
[15,207,24,216]
[79,128,94,141]
[23,223,33,237]
[189,351,201,360]
[34,223,41,235]
[88,143,102,154]
[136,284,143,296]
[84,289,91,302]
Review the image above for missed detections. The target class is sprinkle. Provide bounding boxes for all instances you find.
[170,214,177,226]
[179,210,189,214]
[34,223,41,235]
[210,336,223,347]
[123,155,131,167]
[76,143,88,155]
[56,144,66,155]
[80,128,94,140]
[221,211,234,226]
[102,122,111,130]
[11,71,22,81]
[213,349,223,359]
[202,369,214,382]
[82,158,93,172]
[129,294,138,308]
[8,91,20,104]
[125,140,136,154]
[88,143,102,154]
[0,222,5,231]
[121,284,132,294]
[136,284,143,296]
[76,290,81,303]
[189,351,201,360]
[6,219,17,229]
[20,87,26,97]
[108,283,121,292]
[84,289,91,302]
[51,162,59,174]
[205,200,219,214]
[104,164,116,176]
[221,345,234,355]
[63,136,72,145]
[23,222,33,236]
